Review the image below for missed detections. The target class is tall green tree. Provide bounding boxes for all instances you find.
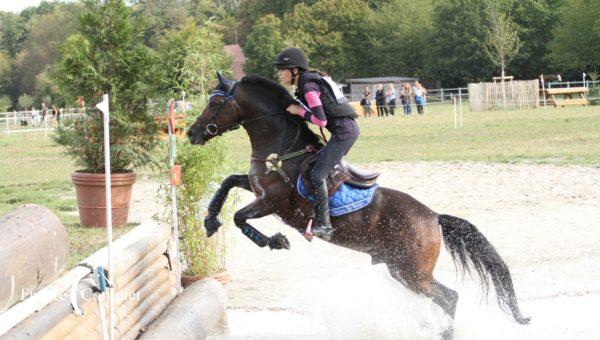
[0,12,28,58]
[370,0,434,77]
[0,52,11,92]
[0,95,12,111]
[131,0,189,48]
[18,94,33,109]
[282,0,374,80]
[13,3,81,100]
[549,0,600,73]
[484,2,522,79]
[427,0,494,86]
[53,0,162,173]
[158,18,231,95]
[235,0,316,46]
[509,0,566,79]
[243,14,285,79]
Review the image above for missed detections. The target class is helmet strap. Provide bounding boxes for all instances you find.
[290,68,299,86]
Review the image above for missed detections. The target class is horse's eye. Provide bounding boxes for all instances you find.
[209,101,218,108]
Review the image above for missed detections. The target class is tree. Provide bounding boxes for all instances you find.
[509,0,567,79]
[370,0,434,77]
[53,0,163,173]
[131,0,189,48]
[0,12,28,58]
[235,0,316,47]
[484,2,522,79]
[158,18,231,95]
[0,52,11,91]
[427,0,494,86]
[549,0,600,73]
[282,0,375,80]
[18,94,33,109]
[243,14,285,79]
[0,95,12,111]
[12,3,81,99]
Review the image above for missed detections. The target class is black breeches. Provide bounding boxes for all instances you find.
[310,135,357,187]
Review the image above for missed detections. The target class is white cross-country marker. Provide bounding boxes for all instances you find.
[96,93,115,340]
[96,94,109,116]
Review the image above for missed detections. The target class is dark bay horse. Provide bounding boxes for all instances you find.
[187,73,530,336]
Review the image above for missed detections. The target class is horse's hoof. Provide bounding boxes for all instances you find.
[204,216,222,237]
[268,233,291,250]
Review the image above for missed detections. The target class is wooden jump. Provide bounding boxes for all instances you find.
[543,87,589,107]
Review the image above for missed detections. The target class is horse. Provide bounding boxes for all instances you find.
[187,73,530,338]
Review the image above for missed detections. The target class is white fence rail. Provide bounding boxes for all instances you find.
[0,108,84,136]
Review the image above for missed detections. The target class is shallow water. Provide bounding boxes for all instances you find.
[200,162,600,339]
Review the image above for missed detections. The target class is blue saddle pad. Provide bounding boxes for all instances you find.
[297,176,378,216]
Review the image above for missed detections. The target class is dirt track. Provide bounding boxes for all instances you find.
[131,162,600,339]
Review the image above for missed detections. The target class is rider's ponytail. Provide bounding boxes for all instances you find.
[307,68,328,77]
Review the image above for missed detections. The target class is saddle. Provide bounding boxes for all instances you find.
[299,154,380,195]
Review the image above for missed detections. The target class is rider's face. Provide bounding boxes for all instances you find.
[278,68,293,86]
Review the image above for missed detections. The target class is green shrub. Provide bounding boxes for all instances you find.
[162,138,235,277]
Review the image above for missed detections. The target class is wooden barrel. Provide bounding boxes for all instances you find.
[0,204,69,311]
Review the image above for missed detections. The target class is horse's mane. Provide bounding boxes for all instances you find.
[240,75,323,147]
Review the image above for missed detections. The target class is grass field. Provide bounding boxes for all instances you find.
[1,103,599,265]
[0,134,134,266]
[222,102,600,165]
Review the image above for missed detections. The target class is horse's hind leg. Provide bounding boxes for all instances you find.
[387,218,458,339]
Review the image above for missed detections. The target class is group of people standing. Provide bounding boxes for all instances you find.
[360,81,427,118]
[30,102,62,126]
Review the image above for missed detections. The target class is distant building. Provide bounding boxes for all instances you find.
[224,44,246,80]
[345,76,418,101]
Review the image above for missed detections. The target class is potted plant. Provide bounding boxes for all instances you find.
[52,0,161,228]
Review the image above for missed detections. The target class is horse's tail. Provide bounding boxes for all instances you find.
[438,214,530,324]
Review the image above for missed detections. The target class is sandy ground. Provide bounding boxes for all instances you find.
[129,162,600,340]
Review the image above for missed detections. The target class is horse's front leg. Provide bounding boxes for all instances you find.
[205,174,252,237]
[234,197,290,250]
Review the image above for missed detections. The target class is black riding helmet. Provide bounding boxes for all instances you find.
[272,47,309,70]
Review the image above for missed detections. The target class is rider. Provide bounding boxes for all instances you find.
[273,47,360,239]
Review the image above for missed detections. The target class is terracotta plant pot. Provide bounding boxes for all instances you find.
[181,270,231,288]
[71,171,137,228]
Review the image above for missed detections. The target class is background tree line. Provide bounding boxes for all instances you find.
[0,0,598,110]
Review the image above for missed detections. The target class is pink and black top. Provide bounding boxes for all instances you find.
[297,81,359,141]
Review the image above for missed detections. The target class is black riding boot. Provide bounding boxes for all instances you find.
[313,182,334,240]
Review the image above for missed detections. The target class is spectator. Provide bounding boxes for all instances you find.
[360,86,372,118]
[51,106,58,126]
[76,96,85,114]
[413,81,427,115]
[385,83,396,116]
[56,107,62,126]
[41,102,47,123]
[375,84,387,117]
[31,107,39,126]
[401,83,413,115]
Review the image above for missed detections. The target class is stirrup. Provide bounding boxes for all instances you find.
[312,223,334,240]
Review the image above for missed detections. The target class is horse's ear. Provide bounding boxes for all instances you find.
[217,72,229,86]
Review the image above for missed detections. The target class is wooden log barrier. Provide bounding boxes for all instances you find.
[0,220,176,338]
[140,279,227,340]
[0,204,69,312]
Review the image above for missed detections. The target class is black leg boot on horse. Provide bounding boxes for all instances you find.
[312,181,334,240]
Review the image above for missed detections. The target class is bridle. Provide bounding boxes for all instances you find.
[205,82,242,136]
[205,81,282,136]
